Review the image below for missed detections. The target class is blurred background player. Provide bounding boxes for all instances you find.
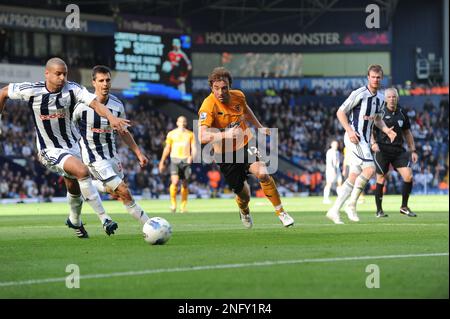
[198,67,294,228]
[159,116,196,213]
[73,65,150,227]
[166,38,192,94]
[0,57,130,238]
[207,164,221,198]
[372,88,418,218]
[326,64,397,224]
[323,140,343,204]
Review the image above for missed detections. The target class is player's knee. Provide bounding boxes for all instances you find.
[377,175,386,184]
[256,172,269,181]
[404,174,413,183]
[75,166,90,180]
[363,166,375,179]
[104,176,123,192]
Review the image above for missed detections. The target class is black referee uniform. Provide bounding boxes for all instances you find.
[372,104,417,217]
[373,105,412,175]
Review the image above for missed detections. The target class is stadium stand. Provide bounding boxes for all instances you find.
[1,87,447,200]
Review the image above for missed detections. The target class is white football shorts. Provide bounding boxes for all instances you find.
[38,145,81,179]
[88,157,124,182]
[344,133,375,170]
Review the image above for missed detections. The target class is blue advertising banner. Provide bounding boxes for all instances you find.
[192,76,390,92]
[0,5,115,35]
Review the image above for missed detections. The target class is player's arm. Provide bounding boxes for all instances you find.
[336,109,360,144]
[118,129,148,168]
[181,51,192,70]
[374,115,397,143]
[0,86,9,114]
[89,99,130,133]
[244,103,270,135]
[198,125,239,144]
[198,103,239,144]
[403,129,418,163]
[188,134,197,164]
[159,138,171,172]
[370,130,380,153]
[337,89,365,144]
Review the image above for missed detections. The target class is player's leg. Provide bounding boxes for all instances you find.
[327,137,361,224]
[336,173,343,196]
[111,181,150,224]
[180,164,191,213]
[64,156,117,234]
[248,161,294,227]
[169,174,179,212]
[374,151,389,217]
[169,161,180,212]
[323,172,334,204]
[218,162,253,228]
[64,177,88,238]
[235,181,253,228]
[327,168,359,224]
[374,174,388,217]
[395,153,416,217]
[344,140,376,222]
[344,164,375,222]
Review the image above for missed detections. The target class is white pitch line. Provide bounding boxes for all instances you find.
[0,252,447,288]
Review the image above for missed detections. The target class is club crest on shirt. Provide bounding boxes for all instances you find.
[397,120,403,127]
[234,104,241,112]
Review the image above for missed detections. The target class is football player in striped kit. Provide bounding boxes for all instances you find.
[326,64,397,224]
[0,58,130,238]
[73,65,150,226]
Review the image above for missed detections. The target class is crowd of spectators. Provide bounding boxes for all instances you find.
[1,88,448,200]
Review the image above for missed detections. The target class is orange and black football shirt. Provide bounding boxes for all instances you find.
[198,90,252,153]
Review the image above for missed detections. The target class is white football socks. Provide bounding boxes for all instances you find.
[347,175,369,207]
[125,201,149,225]
[67,192,83,227]
[331,180,353,211]
[91,179,107,193]
[78,177,111,224]
[323,185,331,201]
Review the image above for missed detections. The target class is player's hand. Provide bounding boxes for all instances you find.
[158,162,165,173]
[371,143,380,153]
[385,126,397,143]
[110,116,131,133]
[137,153,149,168]
[348,129,360,144]
[224,126,240,139]
[259,127,271,135]
[411,151,418,163]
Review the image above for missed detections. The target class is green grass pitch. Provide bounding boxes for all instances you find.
[0,195,448,298]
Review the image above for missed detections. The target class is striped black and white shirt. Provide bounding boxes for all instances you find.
[7,81,96,152]
[339,86,385,144]
[72,94,125,164]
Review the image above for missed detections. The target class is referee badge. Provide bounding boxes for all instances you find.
[397,120,403,127]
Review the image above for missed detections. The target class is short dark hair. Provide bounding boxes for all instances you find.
[367,64,384,76]
[92,65,111,80]
[208,67,232,87]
